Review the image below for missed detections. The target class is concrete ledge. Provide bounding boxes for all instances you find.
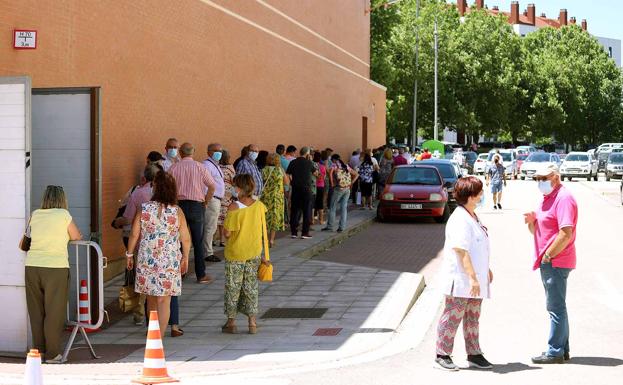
[296,216,376,259]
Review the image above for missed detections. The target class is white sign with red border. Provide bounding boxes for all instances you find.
[13,30,37,49]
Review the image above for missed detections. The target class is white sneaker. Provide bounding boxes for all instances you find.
[45,354,64,364]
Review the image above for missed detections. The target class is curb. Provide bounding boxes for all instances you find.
[296,215,376,259]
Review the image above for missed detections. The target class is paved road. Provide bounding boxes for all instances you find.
[266,178,623,385]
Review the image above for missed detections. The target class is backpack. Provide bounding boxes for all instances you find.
[336,167,352,189]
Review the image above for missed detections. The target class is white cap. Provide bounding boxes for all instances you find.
[535,164,559,177]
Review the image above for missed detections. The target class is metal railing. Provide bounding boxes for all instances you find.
[61,240,107,362]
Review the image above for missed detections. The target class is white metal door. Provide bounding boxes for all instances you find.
[0,77,31,356]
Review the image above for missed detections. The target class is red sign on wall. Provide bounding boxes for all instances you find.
[13,30,37,49]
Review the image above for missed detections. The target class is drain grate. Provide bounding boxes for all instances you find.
[313,328,342,336]
[261,307,328,319]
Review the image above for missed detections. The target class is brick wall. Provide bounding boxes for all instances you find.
[0,0,386,276]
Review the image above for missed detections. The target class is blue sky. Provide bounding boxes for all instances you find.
[449,0,623,41]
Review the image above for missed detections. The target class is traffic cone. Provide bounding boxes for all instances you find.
[24,349,43,385]
[133,311,178,384]
[78,279,99,333]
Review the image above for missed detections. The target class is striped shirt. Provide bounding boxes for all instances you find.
[169,157,216,202]
[236,157,264,196]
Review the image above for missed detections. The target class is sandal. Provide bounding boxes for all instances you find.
[221,324,237,334]
[269,241,275,248]
[171,328,184,337]
[248,323,257,335]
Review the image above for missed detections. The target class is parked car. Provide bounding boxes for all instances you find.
[520,152,562,180]
[516,145,537,154]
[560,152,598,181]
[473,153,488,175]
[417,159,463,210]
[487,149,518,178]
[597,143,623,152]
[597,151,611,173]
[605,152,623,181]
[377,165,450,223]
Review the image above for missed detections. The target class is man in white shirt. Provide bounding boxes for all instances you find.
[202,143,225,262]
[162,138,180,172]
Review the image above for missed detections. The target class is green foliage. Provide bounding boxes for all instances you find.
[370,0,623,147]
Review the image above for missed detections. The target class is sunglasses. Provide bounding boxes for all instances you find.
[534,175,553,182]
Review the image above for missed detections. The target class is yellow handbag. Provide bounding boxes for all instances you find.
[258,209,273,282]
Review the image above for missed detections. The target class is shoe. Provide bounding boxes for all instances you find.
[321,227,332,232]
[493,205,497,210]
[171,328,184,337]
[434,355,459,371]
[248,324,258,334]
[301,234,312,239]
[467,354,493,369]
[204,255,221,262]
[497,203,502,209]
[291,234,298,239]
[221,324,238,334]
[542,351,570,361]
[197,275,214,284]
[531,353,564,364]
[133,317,145,326]
[337,228,343,233]
[219,242,226,247]
[45,354,64,364]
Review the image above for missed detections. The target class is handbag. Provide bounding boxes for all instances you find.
[258,209,273,282]
[19,217,32,252]
[118,269,139,313]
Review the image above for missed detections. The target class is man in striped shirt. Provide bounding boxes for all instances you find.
[169,142,216,284]
[235,143,264,196]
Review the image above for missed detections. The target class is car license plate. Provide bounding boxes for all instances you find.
[401,204,422,210]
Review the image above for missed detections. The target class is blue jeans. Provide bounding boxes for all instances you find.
[178,200,206,279]
[540,262,572,357]
[327,187,350,231]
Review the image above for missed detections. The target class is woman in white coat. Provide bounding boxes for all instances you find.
[435,176,493,371]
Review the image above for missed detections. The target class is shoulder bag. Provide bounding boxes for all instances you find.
[19,216,32,252]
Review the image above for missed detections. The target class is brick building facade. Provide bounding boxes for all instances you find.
[0,1,386,277]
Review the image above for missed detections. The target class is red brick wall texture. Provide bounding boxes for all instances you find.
[0,0,386,268]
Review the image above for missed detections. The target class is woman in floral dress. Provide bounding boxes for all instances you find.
[260,153,290,247]
[218,150,236,246]
[126,171,191,334]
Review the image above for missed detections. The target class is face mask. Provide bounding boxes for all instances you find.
[212,152,222,162]
[476,192,485,208]
[230,186,239,198]
[167,148,178,158]
[538,180,554,195]
[248,151,259,161]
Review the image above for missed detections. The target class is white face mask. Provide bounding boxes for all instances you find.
[538,180,554,195]
[248,151,259,161]
[167,148,178,158]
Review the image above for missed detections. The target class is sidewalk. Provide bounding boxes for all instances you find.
[0,206,424,383]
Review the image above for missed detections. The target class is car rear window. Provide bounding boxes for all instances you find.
[488,152,512,162]
[390,167,441,185]
[609,154,623,163]
[526,153,551,162]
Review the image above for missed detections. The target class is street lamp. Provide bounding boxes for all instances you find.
[434,12,439,141]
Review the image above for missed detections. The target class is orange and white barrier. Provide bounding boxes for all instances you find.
[24,349,43,385]
[133,311,178,384]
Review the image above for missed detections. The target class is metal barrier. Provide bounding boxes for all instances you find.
[61,241,108,362]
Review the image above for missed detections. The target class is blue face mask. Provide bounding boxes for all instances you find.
[230,186,239,199]
[476,192,485,208]
[248,151,259,161]
[167,148,178,158]
[538,180,554,195]
[212,152,222,162]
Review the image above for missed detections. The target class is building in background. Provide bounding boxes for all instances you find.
[0,1,386,278]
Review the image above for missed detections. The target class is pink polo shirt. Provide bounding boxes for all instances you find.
[533,185,578,270]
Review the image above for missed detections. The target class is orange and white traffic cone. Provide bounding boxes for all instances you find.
[24,349,43,385]
[133,311,178,384]
[78,279,99,333]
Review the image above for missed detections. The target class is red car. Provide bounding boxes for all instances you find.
[377,165,450,223]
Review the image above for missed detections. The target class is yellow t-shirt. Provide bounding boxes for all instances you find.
[224,201,266,262]
[26,208,72,268]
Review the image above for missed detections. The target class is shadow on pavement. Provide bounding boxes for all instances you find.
[489,362,542,374]
[567,357,623,366]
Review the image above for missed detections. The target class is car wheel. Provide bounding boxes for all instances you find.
[594,173,599,181]
[587,174,591,181]
[375,206,385,223]
[434,204,450,224]
[568,177,572,181]
[520,175,525,180]
[606,174,611,181]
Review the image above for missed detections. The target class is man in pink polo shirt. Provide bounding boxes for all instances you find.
[524,164,578,365]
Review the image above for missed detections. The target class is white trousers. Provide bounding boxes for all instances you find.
[202,197,220,256]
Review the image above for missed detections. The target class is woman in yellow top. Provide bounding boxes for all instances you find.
[23,186,82,363]
[222,174,269,334]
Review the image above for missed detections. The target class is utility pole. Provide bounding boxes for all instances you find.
[412,0,420,148]
[433,13,439,141]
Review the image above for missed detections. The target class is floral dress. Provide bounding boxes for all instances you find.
[219,164,236,225]
[260,166,285,231]
[135,201,182,297]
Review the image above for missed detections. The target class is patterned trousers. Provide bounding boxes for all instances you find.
[224,257,261,318]
[436,296,483,356]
